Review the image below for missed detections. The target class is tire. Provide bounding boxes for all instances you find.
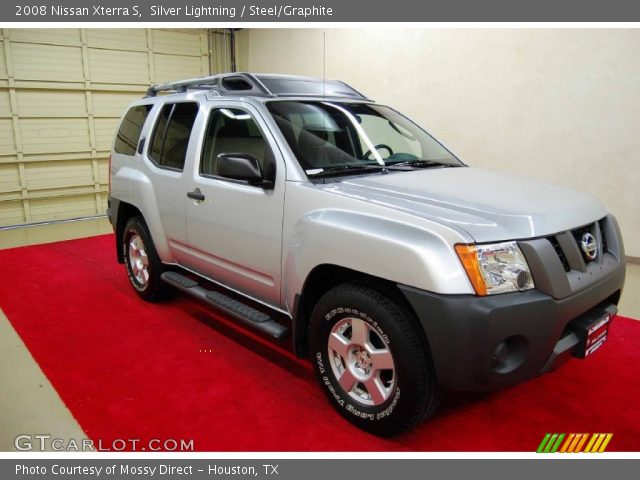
[122,216,171,302]
[309,283,439,437]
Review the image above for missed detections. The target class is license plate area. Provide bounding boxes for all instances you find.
[571,306,616,359]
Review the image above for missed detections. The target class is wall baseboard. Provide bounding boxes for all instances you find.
[627,256,640,264]
[0,215,107,231]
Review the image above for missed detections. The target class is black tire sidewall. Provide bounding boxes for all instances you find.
[310,285,432,436]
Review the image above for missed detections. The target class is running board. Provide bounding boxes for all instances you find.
[161,271,289,339]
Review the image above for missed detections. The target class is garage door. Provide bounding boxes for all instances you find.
[0,28,213,227]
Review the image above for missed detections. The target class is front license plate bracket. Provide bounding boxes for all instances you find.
[570,304,617,359]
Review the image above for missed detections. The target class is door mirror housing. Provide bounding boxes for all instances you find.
[216,153,273,189]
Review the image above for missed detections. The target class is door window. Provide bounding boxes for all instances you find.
[200,108,274,180]
[148,102,199,171]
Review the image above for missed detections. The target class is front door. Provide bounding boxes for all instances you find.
[183,104,285,308]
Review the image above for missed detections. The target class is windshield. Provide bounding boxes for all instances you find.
[266,101,461,175]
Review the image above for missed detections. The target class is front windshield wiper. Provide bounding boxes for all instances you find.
[306,164,387,178]
[387,159,460,169]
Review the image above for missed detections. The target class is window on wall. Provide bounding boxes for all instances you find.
[200,108,274,180]
[114,104,152,156]
[148,102,199,171]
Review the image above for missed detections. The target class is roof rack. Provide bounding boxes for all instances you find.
[146,72,369,100]
[146,73,269,97]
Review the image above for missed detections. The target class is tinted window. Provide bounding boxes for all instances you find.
[114,105,152,156]
[200,108,274,180]
[149,105,171,163]
[148,102,199,171]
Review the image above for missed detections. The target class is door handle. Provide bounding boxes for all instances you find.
[187,188,205,202]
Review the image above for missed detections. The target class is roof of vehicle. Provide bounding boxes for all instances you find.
[146,72,371,102]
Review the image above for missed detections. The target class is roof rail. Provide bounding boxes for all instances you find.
[146,73,271,97]
[146,73,370,100]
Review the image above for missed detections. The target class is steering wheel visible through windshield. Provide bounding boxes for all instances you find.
[266,101,462,176]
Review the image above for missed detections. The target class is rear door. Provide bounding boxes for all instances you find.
[182,102,286,308]
[142,101,200,264]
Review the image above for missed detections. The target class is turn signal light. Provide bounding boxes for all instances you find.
[455,244,487,296]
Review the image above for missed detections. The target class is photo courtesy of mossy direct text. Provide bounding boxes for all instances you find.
[15,464,273,477]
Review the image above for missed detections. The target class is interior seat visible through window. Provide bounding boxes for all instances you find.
[297,125,355,167]
[201,108,274,181]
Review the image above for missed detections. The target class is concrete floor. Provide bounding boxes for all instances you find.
[0,217,638,451]
[0,218,111,451]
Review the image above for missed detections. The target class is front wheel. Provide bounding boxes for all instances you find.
[309,283,440,437]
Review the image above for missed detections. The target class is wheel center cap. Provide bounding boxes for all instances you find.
[353,349,372,371]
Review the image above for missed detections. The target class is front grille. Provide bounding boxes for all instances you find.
[547,218,609,271]
[599,219,609,254]
[549,235,571,272]
[519,215,621,300]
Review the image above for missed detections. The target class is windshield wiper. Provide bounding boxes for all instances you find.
[306,164,387,178]
[387,159,459,169]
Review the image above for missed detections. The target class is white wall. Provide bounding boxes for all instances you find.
[237,28,640,257]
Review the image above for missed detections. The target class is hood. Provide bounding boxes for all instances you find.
[316,167,607,242]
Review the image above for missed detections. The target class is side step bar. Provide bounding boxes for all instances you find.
[161,271,289,339]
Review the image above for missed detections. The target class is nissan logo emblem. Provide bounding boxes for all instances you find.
[581,232,598,261]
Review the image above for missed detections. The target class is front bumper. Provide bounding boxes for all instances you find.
[399,262,625,391]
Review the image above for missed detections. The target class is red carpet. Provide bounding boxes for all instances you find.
[0,234,638,451]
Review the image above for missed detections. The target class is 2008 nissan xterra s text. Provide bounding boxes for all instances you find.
[108,73,626,436]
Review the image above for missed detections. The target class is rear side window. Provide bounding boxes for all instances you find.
[114,105,152,156]
[148,102,199,171]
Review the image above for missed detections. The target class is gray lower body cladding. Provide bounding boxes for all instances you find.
[106,195,118,227]
[398,262,625,391]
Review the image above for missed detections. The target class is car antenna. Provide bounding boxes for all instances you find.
[322,30,326,98]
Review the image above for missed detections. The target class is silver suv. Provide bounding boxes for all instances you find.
[108,73,625,436]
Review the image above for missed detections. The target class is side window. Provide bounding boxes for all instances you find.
[149,104,171,163]
[114,105,152,156]
[148,102,199,171]
[200,108,274,180]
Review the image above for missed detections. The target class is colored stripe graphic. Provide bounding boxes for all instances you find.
[550,433,565,452]
[591,434,606,452]
[537,433,551,453]
[574,433,588,453]
[537,433,612,453]
[598,434,613,453]
[537,433,565,453]
[544,433,559,453]
[567,433,581,452]
[584,433,598,452]
[559,433,575,453]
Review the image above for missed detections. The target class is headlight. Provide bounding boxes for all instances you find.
[455,241,534,296]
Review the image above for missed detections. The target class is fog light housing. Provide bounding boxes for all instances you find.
[492,335,528,374]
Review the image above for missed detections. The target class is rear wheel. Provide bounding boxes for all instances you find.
[122,216,171,302]
[309,283,440,436]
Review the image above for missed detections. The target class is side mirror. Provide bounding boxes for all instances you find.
[216,153,273,188]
